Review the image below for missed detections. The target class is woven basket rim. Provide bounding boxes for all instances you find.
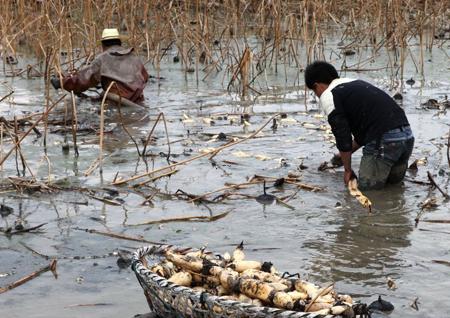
[131,244,350,318]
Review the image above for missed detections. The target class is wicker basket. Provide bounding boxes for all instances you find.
[132,245,367,318]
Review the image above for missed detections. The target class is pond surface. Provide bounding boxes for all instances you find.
[0,40,449,318]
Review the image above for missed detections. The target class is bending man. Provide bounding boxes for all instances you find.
[304,61,414,190]
[52,28,148,103]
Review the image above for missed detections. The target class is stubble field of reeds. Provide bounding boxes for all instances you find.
[0,1,449,318]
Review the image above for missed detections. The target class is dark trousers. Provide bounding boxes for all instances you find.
[359,126,414,190]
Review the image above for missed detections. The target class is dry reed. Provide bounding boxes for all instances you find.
[0,0,448,177]
[1,0,447,89]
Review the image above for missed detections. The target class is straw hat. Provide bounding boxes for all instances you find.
[101,28,121,41]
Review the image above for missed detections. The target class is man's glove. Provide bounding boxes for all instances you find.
[50,76,61,90]
[330,153,343,167]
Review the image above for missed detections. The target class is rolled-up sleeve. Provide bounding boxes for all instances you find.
[328,94,352,152]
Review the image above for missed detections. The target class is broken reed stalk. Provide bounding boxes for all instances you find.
[0,123,3,171]
[42,47,54,152]
[73,227,165,245]
[43,153,52,182]
[70,91,79,157]
[87,192,122,206]
[5,222,47,235]
[0,90,14,103]
[127,209,231,226]
[427,171,449,199]
[189,180,263,203]
[251,175,323,192]
[432,260,450,267]
[0,259,57,294]
[13,116,22,176]
[240,47,251,97]
[134,169,179,187]
[113,114,280,185]
[114,90,142,156]
[89,81,118,176]
[305,282,335,312]
[6,119,35,179]
[3,1,448,92]
[142,112,166,156]
[422,220,450,224]
[106,93,148,109]
[161,113,171,160]
[65,303,113,308]
[447,128,450,169]
[0,94,66,167]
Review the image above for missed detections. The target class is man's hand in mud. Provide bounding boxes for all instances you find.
[331,153,343,167]
[50,76,61,90]
[344,169,357,186]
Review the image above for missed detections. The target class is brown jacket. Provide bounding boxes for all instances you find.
[62,45,149,102]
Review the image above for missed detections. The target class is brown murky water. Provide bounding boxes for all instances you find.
[0,39,449,318]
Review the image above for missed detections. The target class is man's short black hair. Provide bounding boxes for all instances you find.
[101,39,122,47]
[304,61,339,89]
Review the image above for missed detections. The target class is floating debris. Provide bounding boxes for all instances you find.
[330,154,343,167]
[255,181,276,205]
[419,197,438,210]
[421,98,449,110]
[406,78,415,86]
[273,178,285,187]
[14,219,25,231]
[387,277,397,290]
[217,132,227,141]
[62,142,70,154]
[271,118,278,131]
[343,49,356,56]
[410,297,420,311]
[202,117,214,125]
[408,157,428,170]
[318,160,339,171]
[278,158,289,167]
[117,253,132,269]
[232,151,251,158]
[0,204,14,218]
[182,113,194,124]
[368,296,394,313]
[5,56,18,65]
[76,276,84,284]
[254,154,271,161]
[393,92,403,100]
[280,117,297,125]
[232,241,245,262]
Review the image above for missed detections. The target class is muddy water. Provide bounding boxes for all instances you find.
[0,41,449,318]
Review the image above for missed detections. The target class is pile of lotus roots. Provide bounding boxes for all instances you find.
[147,244,356,316]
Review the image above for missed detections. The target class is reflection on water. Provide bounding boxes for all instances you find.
[306,186,412,286]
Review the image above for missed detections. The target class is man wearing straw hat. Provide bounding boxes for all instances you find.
[304,61,414,190]
[51,28,148,103]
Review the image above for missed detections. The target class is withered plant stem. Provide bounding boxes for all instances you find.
[0,259,57,294]
[70,91,79,157]
[114,114,280,185]
[0,94,66,167]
